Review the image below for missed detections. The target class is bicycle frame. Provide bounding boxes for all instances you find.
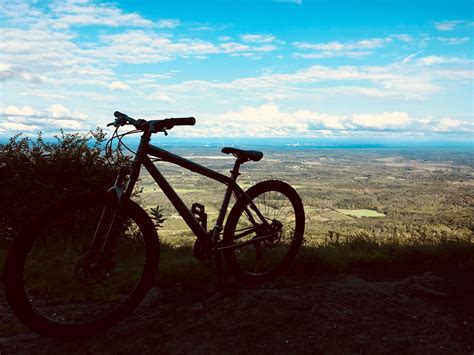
[101,130,267,253]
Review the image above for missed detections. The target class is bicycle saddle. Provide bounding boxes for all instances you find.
[221,147,263,162]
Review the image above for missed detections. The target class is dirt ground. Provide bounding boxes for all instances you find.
[1,272,473,353]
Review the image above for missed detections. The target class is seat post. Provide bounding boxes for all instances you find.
[214,157,243,295]
[230,158,243,181]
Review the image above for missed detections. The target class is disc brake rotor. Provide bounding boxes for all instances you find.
[264,220,283,247]
[74,251,112,285]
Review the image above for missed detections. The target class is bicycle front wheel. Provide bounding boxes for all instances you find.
[223,180,305,284]
[3,192,159,337]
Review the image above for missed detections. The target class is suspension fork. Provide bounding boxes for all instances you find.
[86,166,128,252]
[89,133,148,259]
[88,159,140,262]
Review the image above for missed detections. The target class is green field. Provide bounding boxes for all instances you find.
[320,210,352,221]
[336,209,386,218]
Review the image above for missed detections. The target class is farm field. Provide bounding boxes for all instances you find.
[133,146,473,248]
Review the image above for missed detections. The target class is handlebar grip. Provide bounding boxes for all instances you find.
[114,111,125,118]
[170,117,196,126]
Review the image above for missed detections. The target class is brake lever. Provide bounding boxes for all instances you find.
[107,117,129,128]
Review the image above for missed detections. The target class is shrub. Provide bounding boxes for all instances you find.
[0,129,129,247]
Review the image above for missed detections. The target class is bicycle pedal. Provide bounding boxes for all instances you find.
[191,202,207,231]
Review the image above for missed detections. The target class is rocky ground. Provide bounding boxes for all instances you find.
[1,272,473,353]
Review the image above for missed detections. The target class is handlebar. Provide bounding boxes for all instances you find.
[108,111,196,133]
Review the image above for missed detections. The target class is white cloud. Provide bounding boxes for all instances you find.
[0,65,49,83]
[418,56,441,66]
[146,93,175,104]
[434,118,464,132]
[165,63,435,99]
[206,104,309,136]
[0,105,38,117]
[435,37,469,45]
[209,104,380,136]
[20,91,68,100]
[220,41,277,56]
[351,112,411,130]
[293,37,393,58]
[188,104,471,137]
[156,19,180,29]
[356,38,392,49]
[293,38,392,51]
[416,56,462,65]
[294,51,370,59]
[0,23,277,96]
[48,104,87,120]
[192,26,214,31]
[389,34,414,42]
[273,0,303,4]
[48,104,70,118]
[0,122,41,132]
[0,104,89,133]
[241,34,276,43]
[0,64,14,81]
[220,42,251,53]
[50,0,153,28]
[109,81,130,90]
[294,110,346,130]
[0,27,92,78]
[94,30,220,63]
[435,20,464,31]
[1,1,46,26]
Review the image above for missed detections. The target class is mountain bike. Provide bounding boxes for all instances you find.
[3,111,305,337]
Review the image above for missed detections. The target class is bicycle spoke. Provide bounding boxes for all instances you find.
[231,188,298,276]
[22,203,148,325]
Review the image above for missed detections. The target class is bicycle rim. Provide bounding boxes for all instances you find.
[233,189,299,276]
[19,198,149,326]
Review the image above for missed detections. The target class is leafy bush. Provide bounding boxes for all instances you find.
[0,129,129,247]
[149,206,167,229]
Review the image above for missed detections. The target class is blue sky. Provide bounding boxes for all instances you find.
[0,0,472,139]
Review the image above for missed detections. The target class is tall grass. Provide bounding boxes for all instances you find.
[294,232,474,278]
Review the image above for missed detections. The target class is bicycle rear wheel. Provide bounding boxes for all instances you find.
[3,192,159,337]
[223,180,305,284]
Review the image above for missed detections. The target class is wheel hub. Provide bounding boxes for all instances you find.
[264,219,283,247]
[74,251,114,285]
